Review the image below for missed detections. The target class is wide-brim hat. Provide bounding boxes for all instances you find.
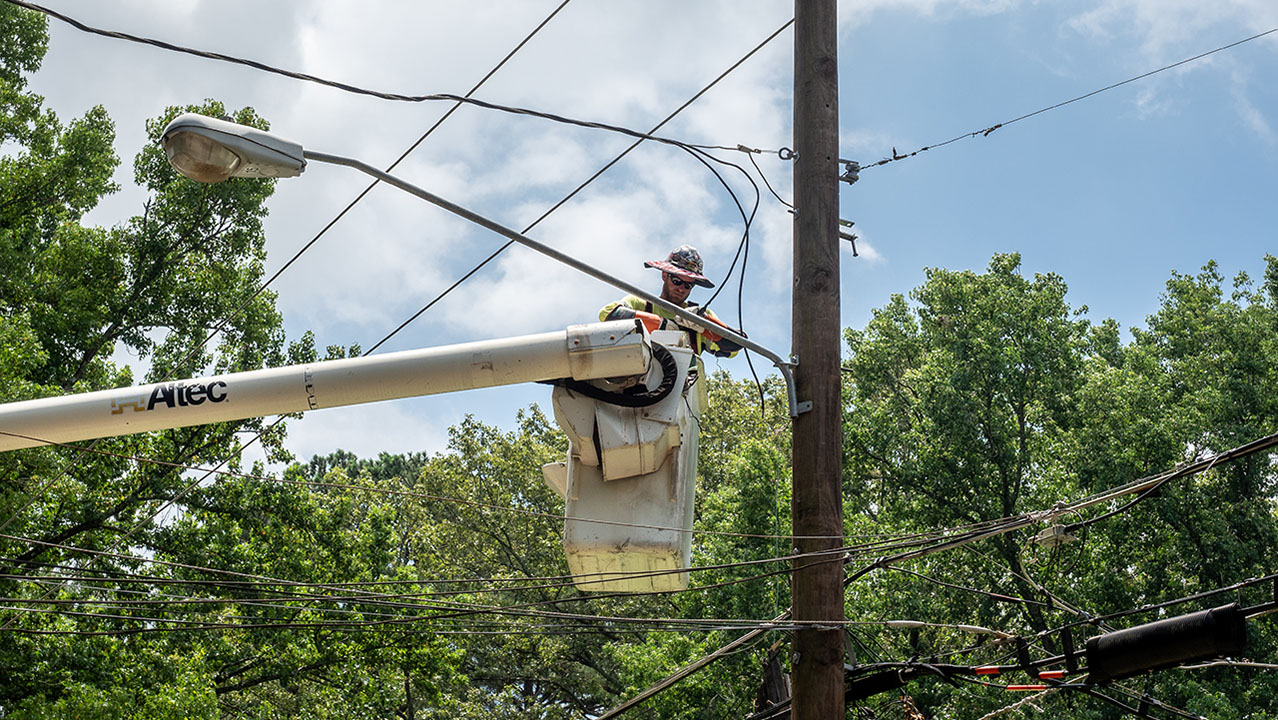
[645,245,715,288]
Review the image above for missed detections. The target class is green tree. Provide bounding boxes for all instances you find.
[841,254,1278,718]
[843,254,1090,637]
[1057,258,1278,717]
[0,5,320,714]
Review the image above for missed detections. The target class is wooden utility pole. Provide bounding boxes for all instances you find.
[791,1,843,719]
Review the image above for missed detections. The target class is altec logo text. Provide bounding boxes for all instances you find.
[111,381,228,415]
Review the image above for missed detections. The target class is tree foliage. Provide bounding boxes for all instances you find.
[842,254,1278,718]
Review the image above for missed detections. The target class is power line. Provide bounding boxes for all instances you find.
[0,531,855,612]
[1,556,852,639]
[364,16,793,353]
[844,429,1278,581]
[885,565,1050,608]
[1047,571,1278,636]
[843,27,1278,175]
[6,0,752,160]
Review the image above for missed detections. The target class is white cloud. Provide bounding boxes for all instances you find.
[1068,0,1278,58]
[1063,1,1278,142]
[849,232,885,264]
[280,399,450,462]
[1233,81,1277,146]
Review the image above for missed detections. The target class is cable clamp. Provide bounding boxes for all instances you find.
[1032,524,1078,549]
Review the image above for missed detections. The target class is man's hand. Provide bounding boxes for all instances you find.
[634,311,665,334]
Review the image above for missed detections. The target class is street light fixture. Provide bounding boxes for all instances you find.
[161,113,305,182]
[159,113,801,415]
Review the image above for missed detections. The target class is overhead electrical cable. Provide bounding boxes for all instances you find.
[364,16,793,353]
[1,563,853,639]
[844,429,1278,581]
[1042,570,1278,637]
[886,564,1049,608]
[0,601,804,637]
[3,584,1011,638]
[5,0,762,162]
[0,430,854,541]
[0,531,853,615]
[844,26,1278,174]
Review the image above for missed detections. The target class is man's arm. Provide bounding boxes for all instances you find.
[691,306,743,358]
[602,296,665,334]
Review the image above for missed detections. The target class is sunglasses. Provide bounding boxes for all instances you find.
[666,274,695,289]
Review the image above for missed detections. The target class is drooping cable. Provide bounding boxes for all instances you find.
[6,0,768,160]
[364,17,793,354]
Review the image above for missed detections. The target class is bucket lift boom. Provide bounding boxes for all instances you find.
[0,319,704,592]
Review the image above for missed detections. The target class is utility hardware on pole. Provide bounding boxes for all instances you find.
[791,0,844,718]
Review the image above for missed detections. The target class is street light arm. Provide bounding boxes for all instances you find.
[302,149,803,416]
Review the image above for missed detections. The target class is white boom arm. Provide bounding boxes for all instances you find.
[0,321,650,452]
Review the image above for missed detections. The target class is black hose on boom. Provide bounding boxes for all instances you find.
[541,341,679,408]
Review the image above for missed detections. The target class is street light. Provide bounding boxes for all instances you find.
[162,113,305,182]
[159,113,802,415]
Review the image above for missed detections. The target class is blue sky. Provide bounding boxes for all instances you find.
[23,0,1278,463]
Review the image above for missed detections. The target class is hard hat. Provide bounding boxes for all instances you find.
[644,245,715,288]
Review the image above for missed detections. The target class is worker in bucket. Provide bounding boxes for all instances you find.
[599,245,743,359]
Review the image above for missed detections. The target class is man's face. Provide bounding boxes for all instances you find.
[661,272,693,303]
